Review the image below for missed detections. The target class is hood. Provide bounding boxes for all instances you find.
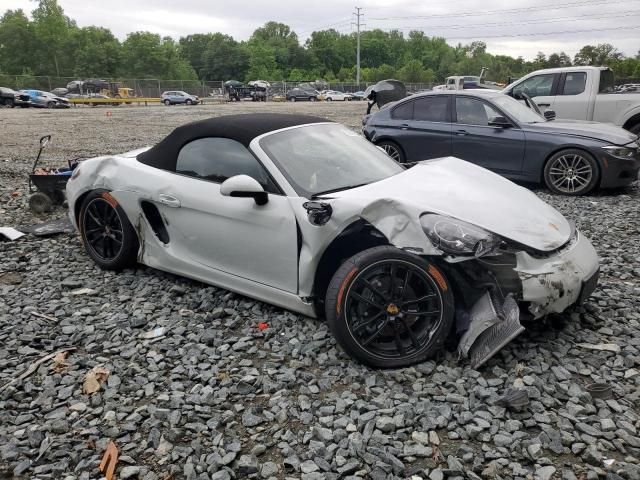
[328,157,571,252]
[524,120,637,146]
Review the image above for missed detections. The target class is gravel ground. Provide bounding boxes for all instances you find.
[1,103,639,480]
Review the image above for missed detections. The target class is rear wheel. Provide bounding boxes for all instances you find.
[325,246,454,368]
[79,190,138,270]
[164,99,171,106]
[290,97,296,102]
[376,140,405,163]
[544,149,599,196]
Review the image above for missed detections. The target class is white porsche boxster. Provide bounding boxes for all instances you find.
[66,113,599,368]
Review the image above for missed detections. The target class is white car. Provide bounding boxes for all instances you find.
[323,90,353,101]
[66,114,599,368]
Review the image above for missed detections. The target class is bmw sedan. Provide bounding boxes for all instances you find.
[363,90,640,195]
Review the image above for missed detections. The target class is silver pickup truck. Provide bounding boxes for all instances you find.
[503,66,640,134]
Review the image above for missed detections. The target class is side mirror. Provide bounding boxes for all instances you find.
[40,135,51,149]
[544,110,556,121]
[488,116,512,128]
[220,175,268,206]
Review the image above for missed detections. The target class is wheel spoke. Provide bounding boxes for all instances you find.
[352,311,385,332]
[389,263,397,298]
[361,320,389,346]
[401,318,421,350]
[358,278,389,302]
[393,326,406,355]
[400,270,412,300]
[402,293,436,306]
[351,292,385,310]
[405,309,440,317]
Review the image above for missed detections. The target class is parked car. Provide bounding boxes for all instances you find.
[322,90,353,101]
[0,87,31,107]
[363,90,640,195]
[67,113,599,368]
[286,88,319,102]
[352,91,366,100]
[161,91,200,105]
[503,66,640,134]
[20,90,70,108]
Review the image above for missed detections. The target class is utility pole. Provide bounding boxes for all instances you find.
[353,7,363,86]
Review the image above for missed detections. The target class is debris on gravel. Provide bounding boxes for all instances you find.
[1,104,639,479]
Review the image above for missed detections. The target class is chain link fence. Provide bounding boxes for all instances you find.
[1,75,436,98]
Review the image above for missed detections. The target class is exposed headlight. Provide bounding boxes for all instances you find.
[420,214,502,257]
[602,145,637,159]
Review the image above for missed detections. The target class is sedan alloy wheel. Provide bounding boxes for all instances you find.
[544,149,598,195]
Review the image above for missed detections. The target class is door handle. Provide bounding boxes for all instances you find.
[537,103,551,107]
[400,123,409,130]
[456,129,468,136]
[158,194,181,208]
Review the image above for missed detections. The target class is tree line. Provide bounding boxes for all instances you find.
[1,0,639,86]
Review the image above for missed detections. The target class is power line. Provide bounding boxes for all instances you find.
[369,0,640,21]
[373,10,640,31]
[419,25,639,40]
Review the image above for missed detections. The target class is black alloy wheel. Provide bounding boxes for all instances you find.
[326,246,454,367]
[79,190,138,270]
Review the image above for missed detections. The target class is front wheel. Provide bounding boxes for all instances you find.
[290,97,296,102]
[186,99,193,105]
[326,97,332,102]
[309,96,316,102]
[325,246,455,368]
[629,123,640,136]
[79,190,139,270]
[47,102,55,109]
[543,149,599,195]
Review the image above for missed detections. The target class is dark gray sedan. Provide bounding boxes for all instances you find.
[363,90,640,195]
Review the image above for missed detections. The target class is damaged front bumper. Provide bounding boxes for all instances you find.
[515,230,599,318]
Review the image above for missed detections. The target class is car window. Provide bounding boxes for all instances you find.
[391,100,414,120]
[413,96,449,122]
[455,97,500,126]
[513,74,555,97]
[561,72,586,95]
[176,137,278,193]
[599,69,615,93]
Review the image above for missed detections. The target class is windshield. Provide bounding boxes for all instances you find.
[491,94,545,123]
[258,123,404,198]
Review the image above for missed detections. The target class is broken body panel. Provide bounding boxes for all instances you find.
[66,123,600,367]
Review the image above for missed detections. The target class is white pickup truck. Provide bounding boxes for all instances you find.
[502,66,640,134]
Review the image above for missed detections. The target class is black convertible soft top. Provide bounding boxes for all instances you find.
[137,113,329,171]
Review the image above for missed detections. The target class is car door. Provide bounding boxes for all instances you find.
[154,137,299,293]
[452,96,525,174]
[510,73,559,113]
[552,71,592,120]
[390,96,452,160]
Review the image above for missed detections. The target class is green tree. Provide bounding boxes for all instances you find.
[121,32,196,79]
[179,34,216,78]
[398,59,426,83]
[574,43,623,66]
[69,27,121,77]
[0,9,36,75]
[31,0,76,76]
[201,34,249,80]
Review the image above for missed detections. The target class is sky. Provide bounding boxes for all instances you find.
[2,0,639,60]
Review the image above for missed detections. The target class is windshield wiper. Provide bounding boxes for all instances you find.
[311,183,370,198]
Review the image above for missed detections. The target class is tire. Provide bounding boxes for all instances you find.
[29,192,53,214]
[5,98,14,107]
[543,149,599,196]
[46,102,55,109]
[79,190,139,270]
[376,140,405,163]
[325,246,455,368]
[629,123,640,135]
[186,99,193,105]
[290,97,296,102]
[164,99,171,106]
[309,96,316,102]
[326,97,332,102]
